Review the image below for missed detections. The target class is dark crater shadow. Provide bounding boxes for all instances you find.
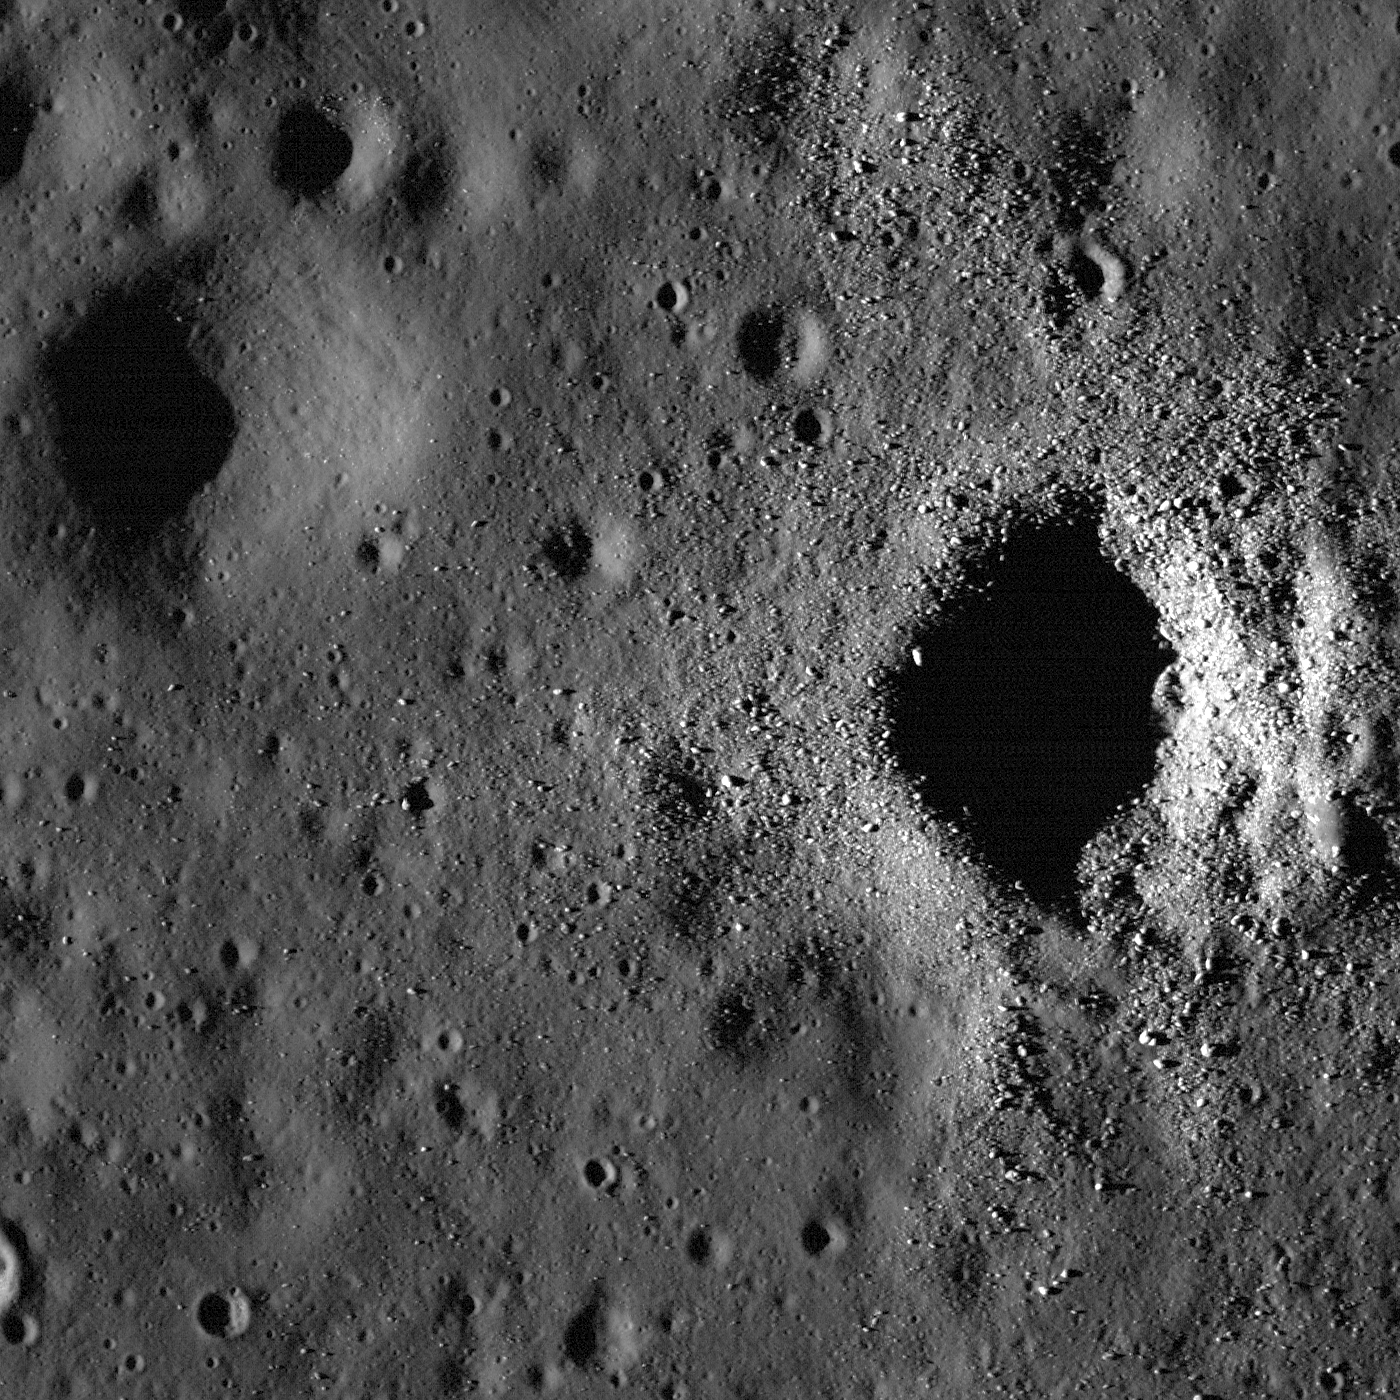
[540,517,592,581]
[737,306,785,380]
[562,1293,602,1368]
[725,23,806,148]
[176,0,226,20]
[0,70,34,186]
[1041,243,1113,329]
[175,0,235,51]
[195,1290,233,1338]
[886,507,1174,911]
[1047,111,1114,232]
[397,139,453,222]
[45,283,237,547]
[273,104,354,198]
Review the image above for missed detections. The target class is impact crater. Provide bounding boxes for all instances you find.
[885,503,1174,909]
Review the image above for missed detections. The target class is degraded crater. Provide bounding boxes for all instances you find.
[273,104,354,198]
[1046,112,1115,233]
[800,1216,847,1258]
[434,1081,466,1132]
[886,506,1174,909]
[540,517,592,581]
[725,23,807,149]
[562,1293,602,1368]
[46,284,237,544]
[175,0,226,22]
[685,1225,713,1264]
[1043,237,1128,327]
[173,0,235,51]
[706,984,761,1061]
[396,139,453,222]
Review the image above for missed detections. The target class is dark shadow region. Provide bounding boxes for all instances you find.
[273,104,354,198]
[886,506,1174,909]
[0,71,34,186]
[45,284,237,544]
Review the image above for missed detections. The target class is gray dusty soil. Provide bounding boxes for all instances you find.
[1,1,1400,1397]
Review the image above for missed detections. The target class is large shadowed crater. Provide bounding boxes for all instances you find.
[0,71,35,186]
[737,306,785,380]
[273,104,354,199]
[46,285,237,544]
[886,507,1174,910]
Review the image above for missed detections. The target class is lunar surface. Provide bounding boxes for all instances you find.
[2,0,1400,1396]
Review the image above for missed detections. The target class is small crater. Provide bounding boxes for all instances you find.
[358,532,406,574]
[195,1287,251,1338]
[683,1226,728,1271]
[218,937,256,972]
[655,280,689,314]
[273,105,354,198]
[792,406,831,447]
[800,1216,847,1258]
[1044,238,1125,326]
[402,777,438,815]
[64,772,96,804]
[581,1156,617,1191]
[46,286,238,544]
[1,1312,36,1346]
[1066,245,1104,298]
[1217,471,1247,501]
